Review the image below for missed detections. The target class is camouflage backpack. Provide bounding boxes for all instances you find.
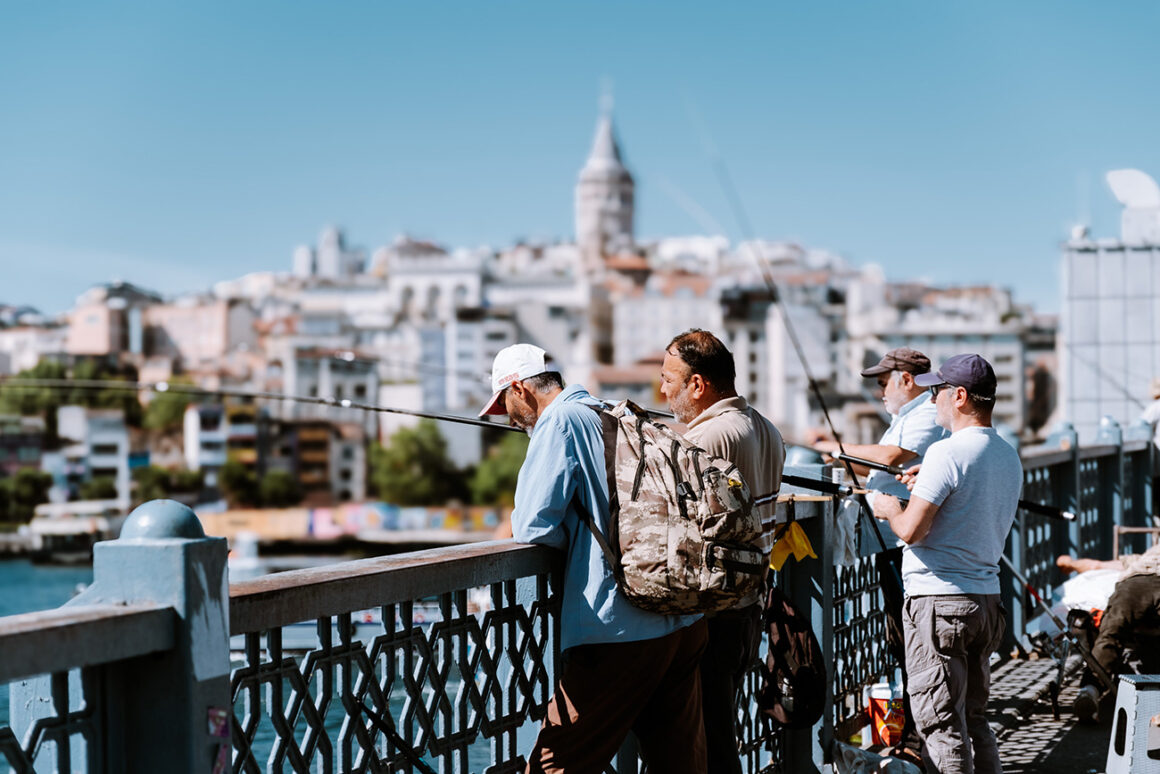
[573,399,765,615]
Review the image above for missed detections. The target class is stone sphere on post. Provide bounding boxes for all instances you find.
[120,499,206,540]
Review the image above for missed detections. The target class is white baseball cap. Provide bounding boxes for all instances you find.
[479,343,553,416]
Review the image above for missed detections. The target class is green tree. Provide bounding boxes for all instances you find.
[132,465,171,504]
[220,458,258,507]
[144,378,196,431]
[71,359,143,427]
[170,469,204,493]
[0,359,144,440]
[0,469,54,523]
[369,420,468,505]
[470,432,529,506]
[79,475,118,501]
[0,360,69,439]
[131,466,205,506]
[258,469,303,508]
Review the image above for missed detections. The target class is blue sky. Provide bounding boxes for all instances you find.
[3,2,1160,315]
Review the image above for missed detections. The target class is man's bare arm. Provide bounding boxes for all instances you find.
[872,492,941,544]
[814,441,918,468]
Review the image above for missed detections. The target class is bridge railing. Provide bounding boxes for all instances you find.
[1,418,1153,773]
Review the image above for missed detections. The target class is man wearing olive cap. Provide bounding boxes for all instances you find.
[873,354,1022,774]
[816,346,947,766]
[481,343,708,774]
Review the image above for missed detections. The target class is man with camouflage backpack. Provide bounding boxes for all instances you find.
[661,329,786,774]
[480,342,708,774]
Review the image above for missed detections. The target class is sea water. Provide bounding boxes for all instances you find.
[0,560,530,770]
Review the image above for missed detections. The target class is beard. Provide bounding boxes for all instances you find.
[508,403,538,433]
[667,391,697,425]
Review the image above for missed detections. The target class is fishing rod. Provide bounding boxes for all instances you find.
[833,452,1076,521]
[0,377,522,433]
[0,377,676,431]
[885,490,1113,692]
[999,554,1112,691]
[1063,343,1149,412]
[696,119,899,566]
[753,473,853,508]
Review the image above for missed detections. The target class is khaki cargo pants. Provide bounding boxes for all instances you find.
[903,594,1005,774]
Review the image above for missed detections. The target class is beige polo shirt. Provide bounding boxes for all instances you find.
[684,396,785,557]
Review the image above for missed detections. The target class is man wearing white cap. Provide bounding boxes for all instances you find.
[480,343,708,774]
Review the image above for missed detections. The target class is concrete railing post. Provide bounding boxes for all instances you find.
[11,499,230,773]
[1125,418,1154,528]
[1097,416,1124,559]
[1046,422,1082,558]
[780,496,832,773]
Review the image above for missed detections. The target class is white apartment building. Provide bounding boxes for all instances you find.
[611,271,724,368]
[49,406,131,506]
[0,325,67,375]
[1060,169,1160,442]
[279,348,379,438]
[184,404,227,488]
[293,226,365,279]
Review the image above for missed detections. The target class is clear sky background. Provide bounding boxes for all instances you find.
[3,2,1160,316]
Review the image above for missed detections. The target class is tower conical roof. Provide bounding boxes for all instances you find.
[581,114,629,178]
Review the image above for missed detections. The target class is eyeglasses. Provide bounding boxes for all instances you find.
[929,383,949,400]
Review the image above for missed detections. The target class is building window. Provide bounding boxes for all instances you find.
[354,384,367,399]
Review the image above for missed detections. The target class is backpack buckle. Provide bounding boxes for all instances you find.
[677,481,695,500]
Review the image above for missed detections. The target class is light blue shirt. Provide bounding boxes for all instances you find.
[904,426,1023,596]
[867,392,949,547]
[511,384,700,651]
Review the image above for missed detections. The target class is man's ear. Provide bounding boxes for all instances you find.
[900,371,915,389]
[688,373,707,398]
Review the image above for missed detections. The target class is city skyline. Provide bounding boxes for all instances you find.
[4,2,1160,316]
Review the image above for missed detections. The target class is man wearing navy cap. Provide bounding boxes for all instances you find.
[816,346,947,767]
[873,354,1022,774]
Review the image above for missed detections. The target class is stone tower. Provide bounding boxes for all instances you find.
[575,106,635,270]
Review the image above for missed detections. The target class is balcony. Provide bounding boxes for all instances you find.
[0,420,1153,773]
[229,448,258,465]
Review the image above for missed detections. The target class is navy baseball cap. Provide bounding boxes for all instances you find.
[914,354,997,398]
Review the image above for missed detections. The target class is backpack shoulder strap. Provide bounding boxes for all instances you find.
[572,403,625,585]
[572,493,625,586]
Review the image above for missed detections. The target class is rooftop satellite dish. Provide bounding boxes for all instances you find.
[1106,169,1160,209]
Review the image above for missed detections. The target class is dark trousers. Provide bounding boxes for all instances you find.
[877,546,923,753]
[1082,573,1160,689]
[527,619,708,774]
[699,603,763,774]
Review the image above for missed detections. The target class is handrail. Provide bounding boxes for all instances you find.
[229,539,560,634]
[0,603,175,683]
[1078,444,1119,461]
[1019,447,1075,469]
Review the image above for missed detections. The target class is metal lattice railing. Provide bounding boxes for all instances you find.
[228,547,560,774]
[831,556,891,739]
[0,426,1152,773]
[0,671,99,774]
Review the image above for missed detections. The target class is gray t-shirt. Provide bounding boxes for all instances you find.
[904,426,1022,596]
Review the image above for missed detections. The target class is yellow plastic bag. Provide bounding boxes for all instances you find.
[768,518,817,571]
